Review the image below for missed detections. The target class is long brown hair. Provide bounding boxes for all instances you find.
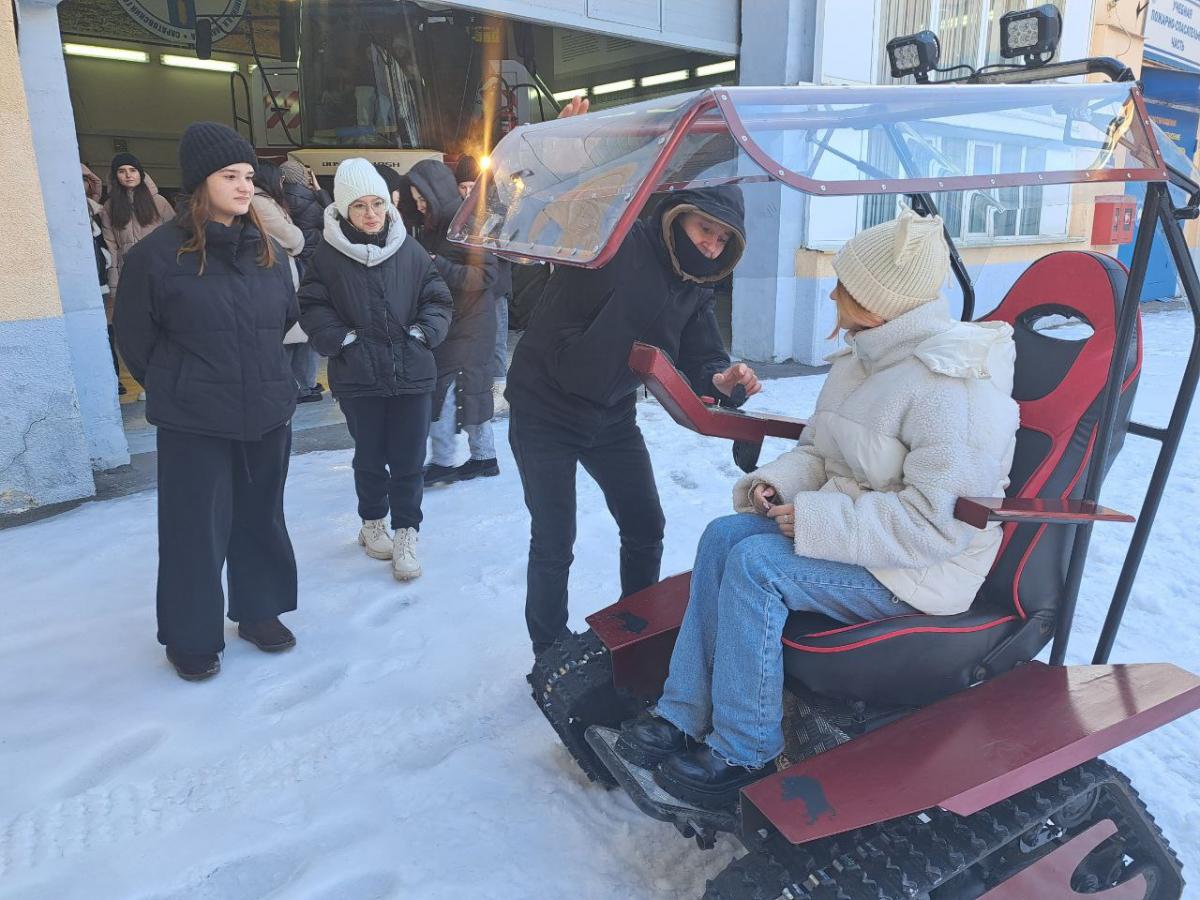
[107,178,162,230]
[177,182,276,274]
[827,281,885,340]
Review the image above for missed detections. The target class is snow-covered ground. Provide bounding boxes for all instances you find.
[1,308,1198,900]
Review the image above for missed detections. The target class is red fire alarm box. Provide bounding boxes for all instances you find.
[1092,195,1137,245]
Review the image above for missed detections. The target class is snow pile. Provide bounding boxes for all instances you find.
[0,309,1197,899]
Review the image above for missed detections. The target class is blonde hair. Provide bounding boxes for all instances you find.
[828,281,885,340]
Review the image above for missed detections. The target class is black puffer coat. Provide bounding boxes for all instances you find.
[298,205,453,399]
[505,187,747,434]
[408,159,499,427]
[283,180,324,264]
[114,217,299,441]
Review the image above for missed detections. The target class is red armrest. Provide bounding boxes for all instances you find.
[954,497,1136,529]
[628,342,805,443]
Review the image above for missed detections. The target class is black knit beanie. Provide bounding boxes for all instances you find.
[374,163,404,200]
[110,152,143,181]
[178,122,258,193]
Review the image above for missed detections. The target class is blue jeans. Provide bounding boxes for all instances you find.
[429,376,495,465]
[287,342,318,392]
[656,513,913,768]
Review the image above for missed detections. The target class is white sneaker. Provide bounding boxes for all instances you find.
[492,381,509,417]
[358,518,393,560]
[392,527,421,581]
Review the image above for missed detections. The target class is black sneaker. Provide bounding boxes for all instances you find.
[166,646,220,681]
[296,390,322,404]
[314,382,326,393]
[423,463,459,487]
[615,710,692,769]
[237,617,296,652]
[454,457,499,480]
[653,745,776,810]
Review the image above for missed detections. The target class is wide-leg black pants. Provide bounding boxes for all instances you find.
[155,423,297,654]
[509,406,665,651]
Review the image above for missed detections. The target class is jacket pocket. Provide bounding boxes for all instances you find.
[401,331,436,388]
[330,338,376,387]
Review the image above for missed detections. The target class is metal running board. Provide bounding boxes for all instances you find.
[585,726,737,837]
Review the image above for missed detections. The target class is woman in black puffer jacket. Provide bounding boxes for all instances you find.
[298,158,453,582]
[407,159,499,486]
[115,122,301,682]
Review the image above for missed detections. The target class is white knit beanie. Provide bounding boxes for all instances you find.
[831,206,950,321]
[333,157,391,219]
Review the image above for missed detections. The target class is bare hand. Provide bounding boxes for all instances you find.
[713,363,761,399]
[557,96,590,119]
[751,483,777,515]
[767,502,796,539]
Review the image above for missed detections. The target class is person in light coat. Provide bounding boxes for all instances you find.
[616,207,1020,809]
[253,161,322,403]
[100,153,175,294]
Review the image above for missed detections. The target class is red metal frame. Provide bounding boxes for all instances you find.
[586,573,691,696]
[954,497,1136,529]
[628,343,806,442]
[739,661,1200,845]
[450,85,1167,269]
[714,88,1166,198]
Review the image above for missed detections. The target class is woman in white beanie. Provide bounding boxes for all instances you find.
[298,158,454,581]
[615,206,1020,809]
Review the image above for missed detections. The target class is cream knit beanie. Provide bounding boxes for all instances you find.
[333,157,391,219]
[831,206,950,321]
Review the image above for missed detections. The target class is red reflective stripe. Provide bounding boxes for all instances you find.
[783,616,1018,653]
[800,613,925,638]
[1010,423,1099,619]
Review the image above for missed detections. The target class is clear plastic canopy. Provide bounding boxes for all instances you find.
[448,81,1168,267]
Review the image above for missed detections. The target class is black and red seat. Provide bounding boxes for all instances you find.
[780,251,1142,708]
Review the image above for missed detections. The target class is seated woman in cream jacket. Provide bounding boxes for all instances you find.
[615,207,1020,809]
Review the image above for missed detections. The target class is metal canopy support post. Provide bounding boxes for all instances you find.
[1092,193,1200,664]
[1050,181,1164,666]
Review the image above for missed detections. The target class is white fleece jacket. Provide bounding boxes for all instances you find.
[733,300,1019,615]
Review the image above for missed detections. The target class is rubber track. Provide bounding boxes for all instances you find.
[704,759,1184,899]
[528,629,644,787]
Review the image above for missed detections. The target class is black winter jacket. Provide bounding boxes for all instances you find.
[114,217,300,442]
[297,205,453,399]
[505,187,747,434]
[282,180,325,264]
[408,159,499,427]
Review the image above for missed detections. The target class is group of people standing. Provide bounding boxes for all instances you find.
[111,122,510,682]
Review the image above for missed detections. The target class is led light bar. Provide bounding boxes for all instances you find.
[641,69,689,87]
[695,59,737,77]
[161,54,239,73]
[63,43,149,63]
[592,79,636,96]
[552,88,588,102]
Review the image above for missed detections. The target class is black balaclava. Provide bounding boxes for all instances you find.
[670,217,727,279]
[339,214,391,248]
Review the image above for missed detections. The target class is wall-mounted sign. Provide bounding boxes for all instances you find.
[116,0,248,45]
[1144,0,1200,74]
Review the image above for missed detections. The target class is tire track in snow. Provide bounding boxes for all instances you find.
[0,677,515,879]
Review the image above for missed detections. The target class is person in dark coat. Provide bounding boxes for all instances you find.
[280,159,327,266]
[455,156,514,416]
[298,158,453,581]
[406,159,501,486]
[114,122,301,682]
[506,185,762,654]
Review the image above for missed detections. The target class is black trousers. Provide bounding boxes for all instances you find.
[340,393,432,530]
[156,423,297,654]
[509,406,665,650]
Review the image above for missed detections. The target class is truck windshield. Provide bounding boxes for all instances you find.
[299,0,486,152]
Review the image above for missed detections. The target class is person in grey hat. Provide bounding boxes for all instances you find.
[115,122,300,682]
[615,206,1020,809]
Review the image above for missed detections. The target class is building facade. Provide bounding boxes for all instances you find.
[1,0,1194,514]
